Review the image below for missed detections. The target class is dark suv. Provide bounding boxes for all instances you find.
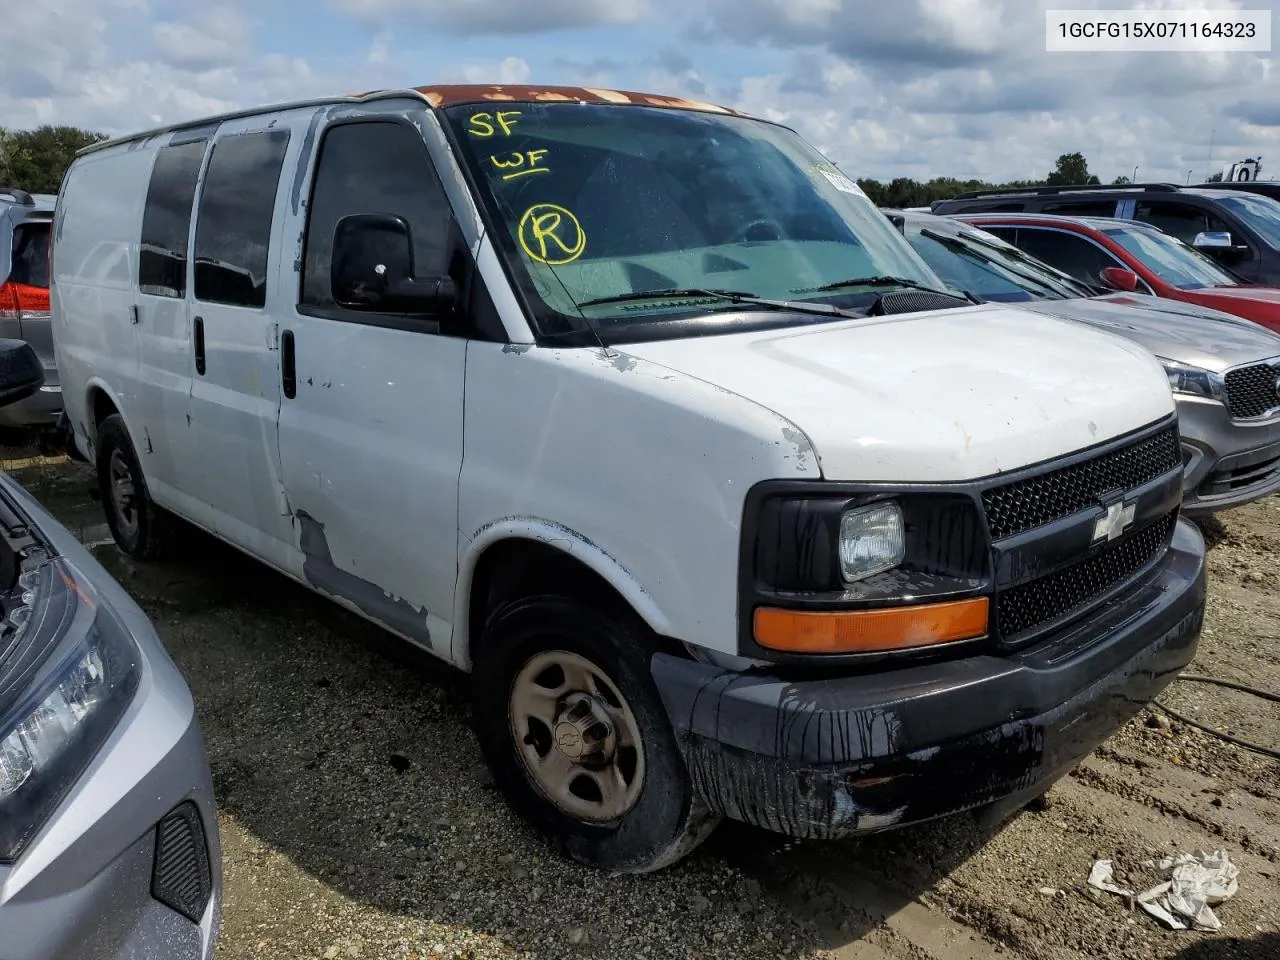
[932,183,1280,287]
[0,188,58,434]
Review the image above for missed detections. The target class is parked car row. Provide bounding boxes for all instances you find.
[3,84,1272,958]
[0,190,60,437]
[886,210,1280,514]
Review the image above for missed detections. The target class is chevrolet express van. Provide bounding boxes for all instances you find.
[52,85,1206,872]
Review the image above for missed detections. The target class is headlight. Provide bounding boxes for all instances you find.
[0,559,140,861]
[839,501,905,582]
[1159,358,1221,400]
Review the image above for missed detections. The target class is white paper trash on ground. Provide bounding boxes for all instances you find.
[1086,850,1240,931]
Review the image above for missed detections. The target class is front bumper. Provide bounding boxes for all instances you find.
[652,518,1206,839]
[1176,396,1280,516]
[0,477,220,960]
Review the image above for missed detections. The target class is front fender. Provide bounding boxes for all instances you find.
[452,517,672,670]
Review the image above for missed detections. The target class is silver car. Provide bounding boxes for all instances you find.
[889,208,1280,516]
[0,340,220,959]
[0,190,60,434]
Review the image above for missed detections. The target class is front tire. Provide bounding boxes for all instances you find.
[471,596,719,872]
[96,414,171,561]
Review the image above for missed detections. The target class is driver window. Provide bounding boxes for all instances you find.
[300,120,458,322]
[1133,202,1230,245]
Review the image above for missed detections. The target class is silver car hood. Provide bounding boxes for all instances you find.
[1019,292,1280,372]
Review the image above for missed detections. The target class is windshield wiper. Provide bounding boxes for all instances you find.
[576,287,853,318]
[815,275,949,294]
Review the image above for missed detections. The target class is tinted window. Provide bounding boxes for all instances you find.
[1040,200,1118,217]
[1134,202,1230,245]
[301,121,455,313]
[975,225,1018,243]
[10,221,50,288]
[1013,229,1121,285]
[193,130,290,308]
[139,139,207,298]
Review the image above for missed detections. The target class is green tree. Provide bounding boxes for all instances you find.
[1045,152,1100,186]
[0,126,108,194]
[1205,172,1224,182]
[1112,175,1131,185]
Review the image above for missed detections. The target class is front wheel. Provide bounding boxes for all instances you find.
[95,414,171,561]
[471,596,719,872]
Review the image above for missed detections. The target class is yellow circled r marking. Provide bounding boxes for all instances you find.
[518,204,586,265]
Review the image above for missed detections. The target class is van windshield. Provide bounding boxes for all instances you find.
[443,103,944,339]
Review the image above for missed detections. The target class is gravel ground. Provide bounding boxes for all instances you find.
[4,452,1279,960]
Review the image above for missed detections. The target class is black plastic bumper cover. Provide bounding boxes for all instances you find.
[652,518,1207,839]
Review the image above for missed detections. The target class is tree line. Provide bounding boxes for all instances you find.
[0,126,108,195]
[1,131,1165,210]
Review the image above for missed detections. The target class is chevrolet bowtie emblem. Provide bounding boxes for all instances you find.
[1093,500,1136,543]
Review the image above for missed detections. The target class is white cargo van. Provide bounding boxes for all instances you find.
[52,84,1206,872]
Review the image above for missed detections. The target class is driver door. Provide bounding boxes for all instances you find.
[274,115,468,656]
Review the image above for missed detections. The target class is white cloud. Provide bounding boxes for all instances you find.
[3,0,1280,188]
[324,0,649,34]
[460,57,532,85]
[152,6,253,69]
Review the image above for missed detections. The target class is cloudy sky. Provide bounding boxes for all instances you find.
[4,0,1279,184]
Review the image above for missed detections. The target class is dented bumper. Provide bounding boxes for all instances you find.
[652,518,1206,839]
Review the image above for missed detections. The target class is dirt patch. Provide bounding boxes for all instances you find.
[4,451,1278,960]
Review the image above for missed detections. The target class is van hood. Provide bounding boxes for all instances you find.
[619,304,1174,483]
[1019,293,1280,373]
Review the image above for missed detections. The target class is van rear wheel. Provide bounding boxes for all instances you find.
[471,596,719,872]
[96,414,170,561]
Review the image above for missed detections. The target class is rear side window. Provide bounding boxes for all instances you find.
[139,139,208,298]
[194,130,290,308]
[300,120,455,316]
[10,221,50,288]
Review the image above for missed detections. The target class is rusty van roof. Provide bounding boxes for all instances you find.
[78,84,754,157]
[408,83,750,116]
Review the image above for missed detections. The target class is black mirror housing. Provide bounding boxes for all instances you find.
[331,214,457,314]
[0,339,45,408]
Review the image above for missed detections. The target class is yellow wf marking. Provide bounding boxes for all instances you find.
[518,204,586,265]
[467,111,522,137]
[490,149,550,180]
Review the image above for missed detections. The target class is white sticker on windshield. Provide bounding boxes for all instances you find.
[818,169,868,199]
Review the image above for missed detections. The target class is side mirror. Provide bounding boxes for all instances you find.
[1193,230,1249,263]
[0,339,44,408]
[331,214,457,314]
[1099,266,1140,292]
[1193,230,1232,249]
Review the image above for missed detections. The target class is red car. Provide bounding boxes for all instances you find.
[955,213,1280,335]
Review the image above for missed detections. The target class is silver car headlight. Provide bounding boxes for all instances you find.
[839,501,906,582]
[1158,357,1222,401]
[0,559,141,861]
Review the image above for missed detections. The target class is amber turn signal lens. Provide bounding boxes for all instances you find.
[753,597,989,654]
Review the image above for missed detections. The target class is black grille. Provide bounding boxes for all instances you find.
[1224,362,1280,419]
[870,290,971,315]
[996,512,1176,641]
[151,802,213,923]
[982,426,1180,540]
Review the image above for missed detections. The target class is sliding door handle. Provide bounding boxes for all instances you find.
[193,316,205,376]
[281,329,296,399]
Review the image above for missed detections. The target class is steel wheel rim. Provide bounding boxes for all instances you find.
[509,649,645,823]
[108,448,140,539]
